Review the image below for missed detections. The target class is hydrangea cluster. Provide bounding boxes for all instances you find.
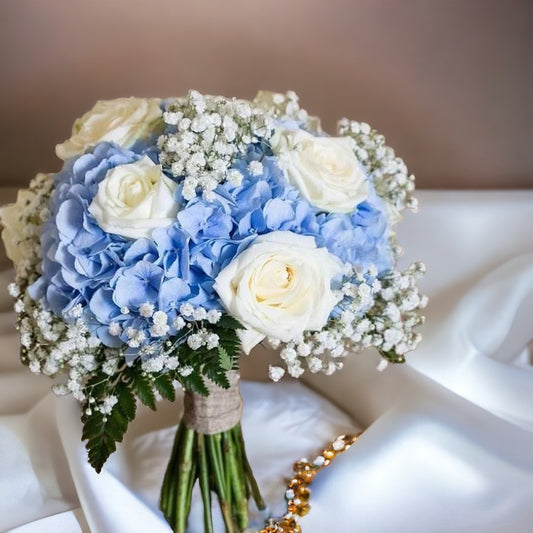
[1,90,425,407]
[3,174,109,403]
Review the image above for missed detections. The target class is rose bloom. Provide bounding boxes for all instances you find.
[214,231,344,354]
[88,156,179,239]
[0,175,51,269]
[270,127,368,213]
[56,97,162,160]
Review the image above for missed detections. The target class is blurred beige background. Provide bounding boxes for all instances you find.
[0,0,531,189]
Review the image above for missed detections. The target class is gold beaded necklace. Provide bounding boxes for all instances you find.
[260,433,363,533]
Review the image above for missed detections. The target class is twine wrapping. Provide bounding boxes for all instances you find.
[183,371,243,434]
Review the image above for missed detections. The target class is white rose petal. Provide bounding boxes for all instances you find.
[56,97,162,160]
[0,176,51,269]
[237,328,266,355]
[0,197,29,268]
[270,127,369,213]
[214,231,344,354]
[88,156,178,239]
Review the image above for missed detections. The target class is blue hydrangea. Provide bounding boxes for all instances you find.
[30,143,143,317]
[185,144,393,280]
[30,143,200,347]
[31,137,394,351]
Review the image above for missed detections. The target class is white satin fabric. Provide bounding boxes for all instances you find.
[1,190,533,532]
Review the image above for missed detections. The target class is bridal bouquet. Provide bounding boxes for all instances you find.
[0,90,425,532]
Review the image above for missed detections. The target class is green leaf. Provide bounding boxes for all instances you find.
[379,349,406,364]
[216,315,244,331]
[204,365,230,389]
[133,374,157,410]
[82,402,130,473]
[217,328,242,361]
[106,406,128,442]
[81,409,105,441]
[85,370,110,399]
[117,385,136,421]
[87,435,117,473]
[218,346,233,371]
[153,373,176,402]
[181,370,209,396]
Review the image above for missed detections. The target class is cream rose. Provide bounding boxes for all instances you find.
[0,189,34,268]
[213,231,344,354]
[270,127,369,213]
[56,97,162,160]
[0,175,52,269]
[88,156,178,239]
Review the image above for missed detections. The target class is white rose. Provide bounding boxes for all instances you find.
[88,156,178,239]
[0,176,51,269]
[0,191,32,268]
[56,97,162,160]
[214,231,344,354]
[270,127,369,213]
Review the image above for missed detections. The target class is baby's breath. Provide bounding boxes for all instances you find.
[266,262,426,380]
[337,118,417,215]
[159,90,273,199]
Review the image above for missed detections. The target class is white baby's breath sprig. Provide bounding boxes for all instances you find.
[159,90,274,199]
[252,90,321,132]
[337,118,417,216]
[267,263,426,381]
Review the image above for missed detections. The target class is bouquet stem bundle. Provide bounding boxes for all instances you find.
[160,374,265,532]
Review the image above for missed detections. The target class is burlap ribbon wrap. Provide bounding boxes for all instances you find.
[183,370,243,434]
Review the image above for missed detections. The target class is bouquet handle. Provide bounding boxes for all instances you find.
[160,371,265,533]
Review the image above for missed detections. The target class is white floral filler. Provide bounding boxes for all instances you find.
[0,90,425,533]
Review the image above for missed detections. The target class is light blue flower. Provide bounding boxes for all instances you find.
[159,278,192,312]
[34,143,142,307]
[89,287,122,324]
[317,191,393,272]
[112,261,165,309]
[153,224,190,279]
[177,202,233,244]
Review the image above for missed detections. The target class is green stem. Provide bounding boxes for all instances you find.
[224,431,249,529]
[159,385,267,533]
[184,461,197,526]
[206,434,226,500]
[230,426,249,500]
[174,428,196,533]
[235,425,266,511]
[221,433,233,513]
[160,422,184,522]
[197,434,214,533]
[206,434,237,533]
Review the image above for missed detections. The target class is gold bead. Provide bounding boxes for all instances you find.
[298,503,311,517]
[293,460,309,471]
[288,502,299,514]
[289,478,303,489]
[298,471,315,483]
[323,449,336,460]
[296,487,311,502]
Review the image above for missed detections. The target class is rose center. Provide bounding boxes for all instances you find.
[254,258,295,303]
[313,148,351,182]
[118,176,154,207]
